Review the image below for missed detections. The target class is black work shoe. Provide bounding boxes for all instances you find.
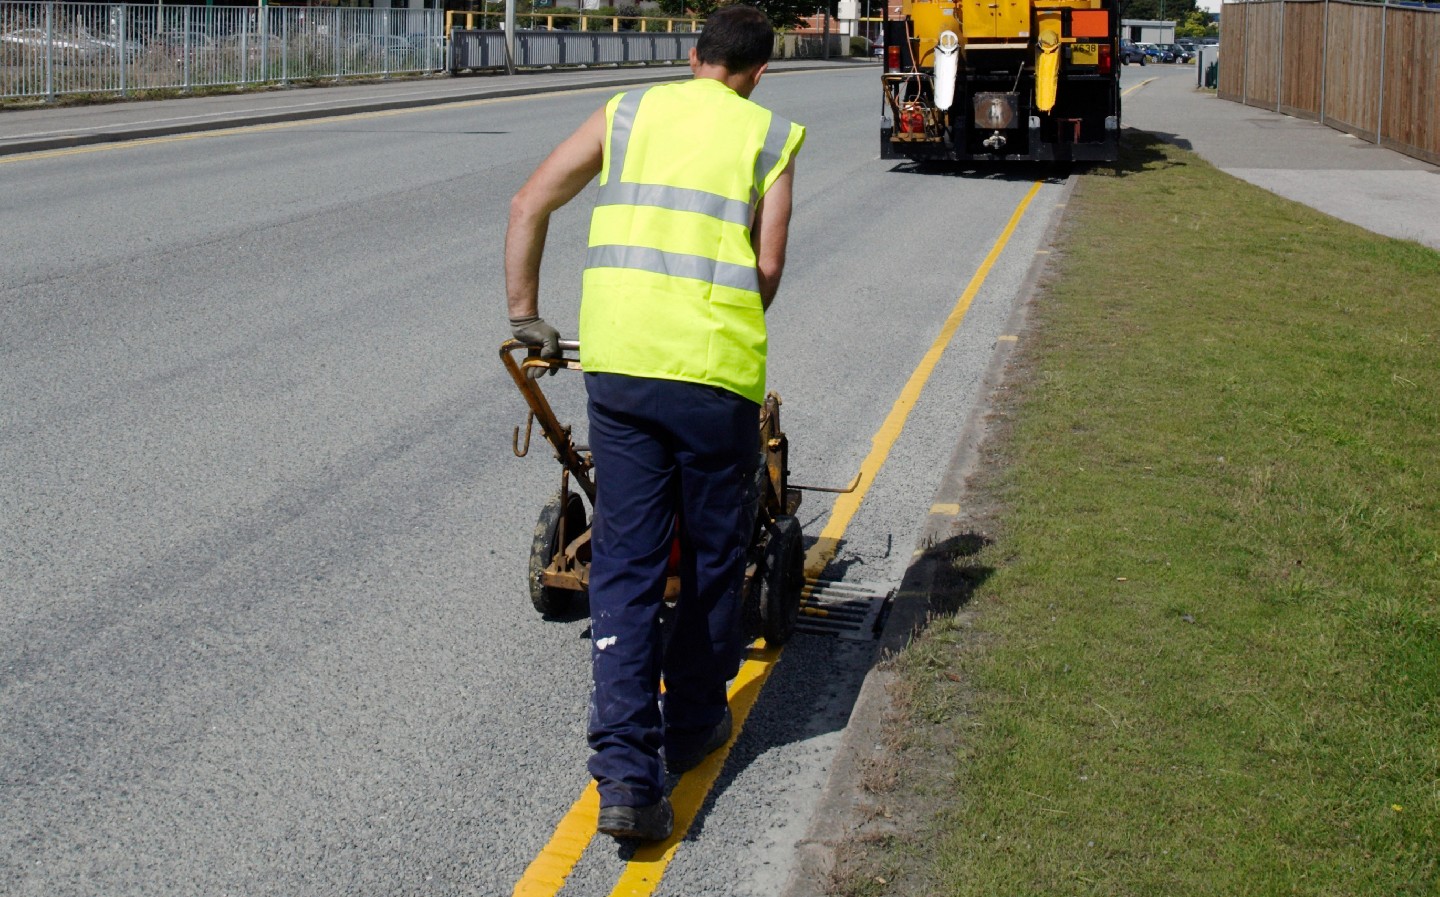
[666,706,733,775]
[597,797,674,842]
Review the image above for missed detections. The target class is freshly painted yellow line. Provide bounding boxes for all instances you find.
[513,784,601,897]
[802,180,1043,580]
[606,644,780,896]
[509,643,780,897]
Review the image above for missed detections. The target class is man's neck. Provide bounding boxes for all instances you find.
[691,61,765,99]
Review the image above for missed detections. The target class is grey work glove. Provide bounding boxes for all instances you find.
[510,314,562,377]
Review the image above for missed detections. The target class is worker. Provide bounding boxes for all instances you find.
[503,4,804,842]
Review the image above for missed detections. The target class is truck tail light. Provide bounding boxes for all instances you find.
[886,44,899,71]
[1098,43,1113,75]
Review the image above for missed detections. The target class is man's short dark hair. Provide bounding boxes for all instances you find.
[695,5,774,73]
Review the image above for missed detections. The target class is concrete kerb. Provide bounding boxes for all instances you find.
[0,60,868,157]
[780,170,1077,897]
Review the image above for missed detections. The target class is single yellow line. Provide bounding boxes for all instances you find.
[509,643,780,897]
[607,644,779,895]
[1122,77,1156,97]
[513,784,601,897]
[802,180,1042,579]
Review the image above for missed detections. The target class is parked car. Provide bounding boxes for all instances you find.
[349,34,422,66]
[0,27,106,62]
[1164,42,1195,63]
[85,30,145,62]
[1153,43,1179,63]
[1119,39,1147,65]
[1139,43,1164,62]
[152,29,218,63]
[220,32,286,62]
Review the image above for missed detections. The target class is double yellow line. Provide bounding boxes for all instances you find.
[512,180,1044,897]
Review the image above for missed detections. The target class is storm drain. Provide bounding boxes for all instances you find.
[795,579,894,641]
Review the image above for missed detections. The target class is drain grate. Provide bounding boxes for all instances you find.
[794,579,894,640]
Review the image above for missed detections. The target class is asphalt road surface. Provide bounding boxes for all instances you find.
[1,67,1070,896]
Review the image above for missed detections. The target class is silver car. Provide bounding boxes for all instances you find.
[1,27,107,62]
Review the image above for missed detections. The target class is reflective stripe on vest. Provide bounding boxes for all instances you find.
[594,85,798,254]
[585,244,762,293]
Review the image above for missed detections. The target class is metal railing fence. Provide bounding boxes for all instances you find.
[445,9,702,34]
[1,2,445,101]
[449,28,699,71]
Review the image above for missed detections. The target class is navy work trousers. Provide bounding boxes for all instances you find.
[583,372,759,809]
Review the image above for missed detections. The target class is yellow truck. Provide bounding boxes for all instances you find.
[881,0,1121,162]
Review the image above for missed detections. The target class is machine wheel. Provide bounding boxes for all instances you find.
[529,490,587,616]
[758,515,805,646]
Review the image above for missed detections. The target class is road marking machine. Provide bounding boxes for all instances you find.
[501,338,825,645]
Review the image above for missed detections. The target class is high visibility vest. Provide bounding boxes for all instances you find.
[579,78,805,404]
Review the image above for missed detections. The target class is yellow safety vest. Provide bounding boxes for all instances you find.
[579,78,805,404]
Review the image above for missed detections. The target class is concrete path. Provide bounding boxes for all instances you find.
[1120,63,1440,251]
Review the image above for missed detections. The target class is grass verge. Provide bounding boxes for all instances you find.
[838,132,1440,896]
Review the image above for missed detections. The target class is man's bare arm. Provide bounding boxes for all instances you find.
[505,108,606,320]
[751,158,796,311]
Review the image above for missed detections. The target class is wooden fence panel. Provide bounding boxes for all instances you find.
[1381,7,1440,164]
[1218,6,1246,100]
[1321,1,1382,142]
[1280,0,1323,119]
[1245,1,1283,108]
[1220,0,1437,165]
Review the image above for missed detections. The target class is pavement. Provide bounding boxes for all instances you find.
[1119,63,1440,252]
[6,60,1436,896]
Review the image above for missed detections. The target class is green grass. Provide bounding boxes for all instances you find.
[873,133,1439,896]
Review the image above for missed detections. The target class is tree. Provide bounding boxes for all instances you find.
[1119,0,1200,22]
[652,0,813,31]
[1175,10,1214,38]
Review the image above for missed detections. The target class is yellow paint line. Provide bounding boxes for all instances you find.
[997,334,1018,342]
[802,180,1043,579]
[509,643,779,897]
[607,644,779,896]
[513,784,601,897]
[1122,77,1156,97]
[930,502,961,516]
